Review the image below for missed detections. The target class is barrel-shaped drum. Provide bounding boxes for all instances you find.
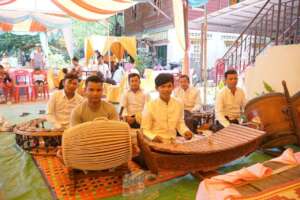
[245,93,296,148]
[291,91,300,125]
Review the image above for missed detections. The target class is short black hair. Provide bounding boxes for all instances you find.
[128,73,140,82]
[64,73,78,81]
[62,68,68,74]
[224,69,238,79]
[85,75,104,87]
[72,57,79,62]
[155,73,174,87]
[179,74,190,83]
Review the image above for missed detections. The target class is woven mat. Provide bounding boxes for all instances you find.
[33,155,187,200]
[239,178,300,200]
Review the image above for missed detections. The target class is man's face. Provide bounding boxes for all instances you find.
[85,82,103,104]
[64,79,78,94]
[72,60,79,66]
[225,73,238,89]
[129,76,140,91]
[179,77,189,90]
[156,82,174,101]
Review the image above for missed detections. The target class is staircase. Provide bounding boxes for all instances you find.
[216,0,300,82]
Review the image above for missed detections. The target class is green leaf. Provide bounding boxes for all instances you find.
[263,81,275,93]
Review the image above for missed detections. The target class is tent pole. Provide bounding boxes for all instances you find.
[203,4,208,105]
[107,21,111,73]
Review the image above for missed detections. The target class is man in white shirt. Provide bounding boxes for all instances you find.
[97,55,111,79]
[47,73,83,129]
[174,74,201,112]
[215,69,246,129]
[120,73,150,128]
[141,73,193,143]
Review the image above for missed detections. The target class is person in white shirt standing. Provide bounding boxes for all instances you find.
[120,73,150,128]
[215,69,246,130]
[97,55,111,80]
[141,73,193,143]
[174,74,201,111]
[47,73,83,129]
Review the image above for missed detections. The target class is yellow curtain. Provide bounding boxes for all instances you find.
[85,38,94,64]
[119,37,137,58]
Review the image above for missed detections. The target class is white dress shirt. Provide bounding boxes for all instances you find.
[174,86,201,111]
[98,63,111,79]
[47,90,83,128]
[215,87,246,127]
[141,97,190,140]
[120,89,150,116]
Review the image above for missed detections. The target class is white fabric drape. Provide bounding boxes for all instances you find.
[62,26,74,59]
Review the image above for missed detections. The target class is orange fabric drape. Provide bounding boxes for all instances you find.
[110,42,125,60]
[0,22,13,32]
[0,0,16,6]
[70,0,116,14]
[29,21,47,32]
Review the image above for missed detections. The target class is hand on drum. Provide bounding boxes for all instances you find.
[184,131,193,140]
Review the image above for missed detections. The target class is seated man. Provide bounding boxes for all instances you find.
[47,73,83,129]
[70,75,118,126]
[119,73,150,128]
[141,73,193,143]
[174,74,201,112]
[0,65,13,103]
[215,69,246,129]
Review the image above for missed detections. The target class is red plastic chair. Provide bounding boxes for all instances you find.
[10,69,31,103]
[31,69,49,101]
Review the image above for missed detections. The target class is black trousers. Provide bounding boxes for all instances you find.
[210,116,239,132]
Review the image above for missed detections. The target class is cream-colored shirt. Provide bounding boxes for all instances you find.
[47,90,83,129]
[174,86,201,111]
[70,100,118,127]
[215,87,246,127]
[120,89,150,116]
[141,97,190,140]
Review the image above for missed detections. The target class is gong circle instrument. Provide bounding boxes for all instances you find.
[14,118,63,155]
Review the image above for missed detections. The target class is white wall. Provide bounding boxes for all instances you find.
[244,44,300,99]
[167,29,239,69]
[167,28,185,64]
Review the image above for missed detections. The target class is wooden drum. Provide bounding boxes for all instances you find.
[14,118,63,155]
[245,93,297,148]
[291,91,300,125]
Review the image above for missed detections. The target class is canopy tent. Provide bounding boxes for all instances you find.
[0,0,136,59]
[85,35,137,62]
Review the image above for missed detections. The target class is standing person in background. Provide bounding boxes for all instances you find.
[111,63,125,84]
[70,57,82,80]
[30,45,45,69]
[97,55,111,80]
[1,53,10,69]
